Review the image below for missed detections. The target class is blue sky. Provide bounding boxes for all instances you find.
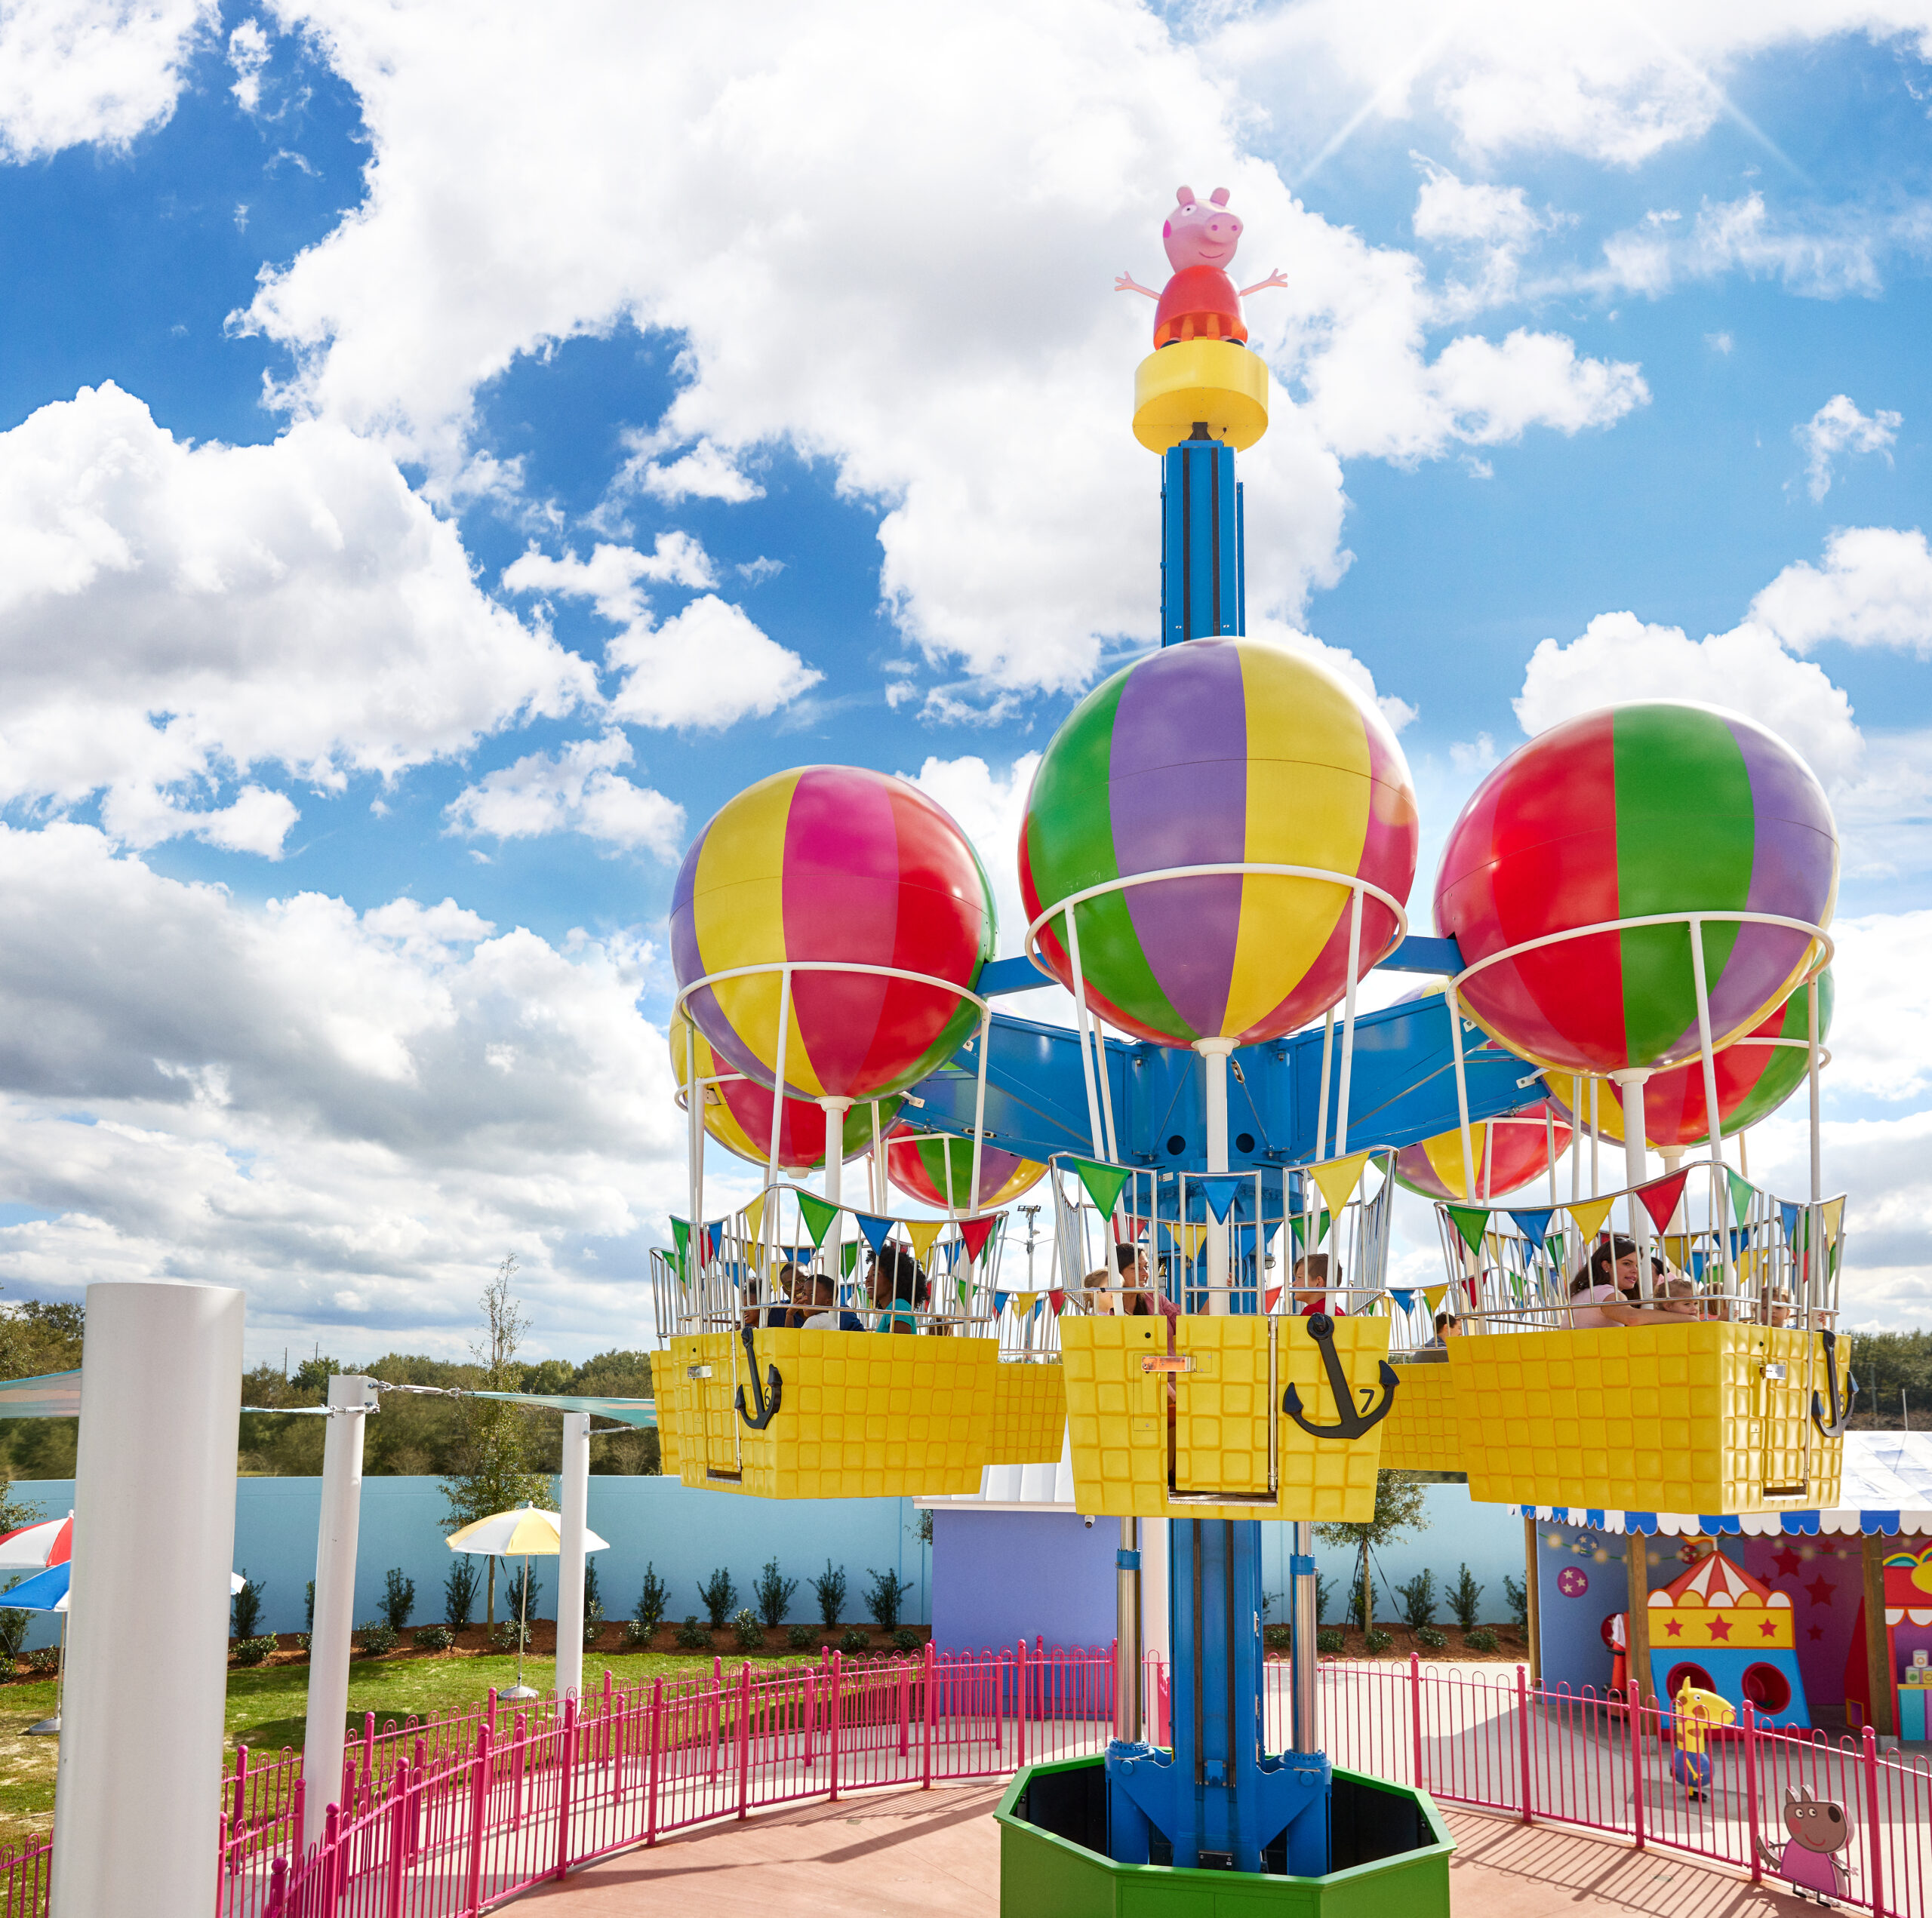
[0,2,1927,1360]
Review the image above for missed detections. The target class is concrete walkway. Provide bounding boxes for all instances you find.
[517,1785,1826,1916]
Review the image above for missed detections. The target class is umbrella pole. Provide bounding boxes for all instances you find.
[518,1554,528,1693]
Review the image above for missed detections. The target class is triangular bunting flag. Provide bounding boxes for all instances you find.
[1635,1171,1689,1234]
[1822,1195,1845,1249]
[1689,1250,1707,1283]
[842,1240,859,1277]
[1567,1196,1615,1241]
[1072,1158,1132,1217]
[1545,1230,1564,1270]
[1444,1205,1491,1256]
[1663,1234,1694,1271]
[1312,1151,1373,1220]
[959,1215,998,1262]
[1289,1210,1331,1251]
[743,1193,766,1248]
[906,1219,945,1267]
[1196,1174,1242,1222]
[1508,1207,1555,1249]
[1727,1169,1755,1227]
[796,1193,838,1248]
[1423,1285,1447,1313]
[993,1290,1010,1315]
[1012,1292,1037,1317]
[1390,1289,1417,1314]
[1777,1200,1802,1244]
[854,1213,894,1255]
[703,1222,723,1263]
[671,1217,690,1277]
[1048,1289,1065,1314]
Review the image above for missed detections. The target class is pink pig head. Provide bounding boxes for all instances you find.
[1163,186,1242,272]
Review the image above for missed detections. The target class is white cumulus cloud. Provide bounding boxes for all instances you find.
[0,0,214,161]
[0,383,594,852]
[1795,395,1902,502]
[1752,527,1932,657]
[445,733,684,856]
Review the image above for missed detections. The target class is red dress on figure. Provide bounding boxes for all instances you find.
[1153,266,1247,348]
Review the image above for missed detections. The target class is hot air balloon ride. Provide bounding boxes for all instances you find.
[1430,704,1847,1518]
[884,1127,1044,1213]
[1392,1101,1572,1203]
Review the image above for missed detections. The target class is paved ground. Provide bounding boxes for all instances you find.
[520,1784,1826,1916]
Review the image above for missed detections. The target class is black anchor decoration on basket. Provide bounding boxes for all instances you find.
[734,1326,783,1431]
[1282,1313,1398,1440]
[1810,1327,1857,1439]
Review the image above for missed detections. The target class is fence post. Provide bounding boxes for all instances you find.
[267,1855,287,1918]
[1629,1695,1645,1854]
[320,1802,341,1917]
[1408,1652,1424,1789]
[555,1695,577,1882]
[1863,1724,1886,1918]
[645,1679,664,1848]
[1740,1703,1762,1883]
[289,1778,306,1879]
[464,1725,491,1916]
[385,1770,407,1918]
[1017,1641,1028,1770]
[736,1664,752,1820]
[1515,1664,1534,1825]
[829,1652,842,1803]
[232,1744,250,1846]
[922,1642,936,1790]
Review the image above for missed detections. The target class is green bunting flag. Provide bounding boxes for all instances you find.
[1289,1210,1332,1250]
[671,1216,691,1277]
[1727,1169,1755,1228]
[796,1193,838,1248]
[1444,1205,1491,1256]
[1072,1158,1132,1217]
[842,1240,859,1277]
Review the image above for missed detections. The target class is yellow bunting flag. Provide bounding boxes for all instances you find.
[906,1219,945,1268]
[1567,1196,1615,1242]
[743,1193,765,1249]
[1423,1285,1448,1314]
[1011,1292,1038,1317]
[1822,1196,1846,1250]
[1312,1151,1374,1221]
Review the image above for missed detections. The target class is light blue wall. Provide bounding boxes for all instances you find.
[931,1511,1118,1654]
[5,1478,931,1643]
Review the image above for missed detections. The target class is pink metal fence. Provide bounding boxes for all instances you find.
[9,1650,1932,1915]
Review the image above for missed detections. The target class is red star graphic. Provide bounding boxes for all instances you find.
[1772,1547,1804,1578]
[1664,1619,1683,1637]
[1808,1625,1825,1641]
[1760,1621,1779,1638]
[1707,1616,1733,1642]
[1804,1575,1835,1606]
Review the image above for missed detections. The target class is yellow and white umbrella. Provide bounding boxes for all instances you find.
[446,1505,610,1698]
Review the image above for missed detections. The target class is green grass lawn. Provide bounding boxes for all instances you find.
[0,1646,835,1851]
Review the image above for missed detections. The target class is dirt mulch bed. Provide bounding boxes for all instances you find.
[1292,1622,1531,1664]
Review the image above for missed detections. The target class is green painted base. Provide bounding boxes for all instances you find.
[995,1756,1454,1917]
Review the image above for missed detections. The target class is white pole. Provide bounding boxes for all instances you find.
[820,1097,851,1280]
[1314,1007,1335,1163]
[870,1099,888,1213]
[555,1412,590,1704]
[1334,889,1364,1157]
[1065,908,1106,1160]
[1807,974,1823,1322]
[1569,1075,1583,1204]
[1589,1077,1601,1197]
[1198,1038,1235,1313]
[300,1371,377,1850]
[1614,1070,1652,1300]
[1447,986,1478,1205]
[51,1282,245,1918]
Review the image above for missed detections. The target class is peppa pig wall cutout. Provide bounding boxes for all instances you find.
[1116,186,1288,348]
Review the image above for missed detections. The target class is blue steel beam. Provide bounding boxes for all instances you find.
[906,991,1539,1171]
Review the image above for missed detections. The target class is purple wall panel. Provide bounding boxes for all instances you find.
[931,1508,1118,1653]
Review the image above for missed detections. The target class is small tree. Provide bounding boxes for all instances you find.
[306,1579,316,1631]
[232,1571,266,1641]
[863,1567,914,1634]
[445,1557,479,1630]
[753,1557,797,1630]
[1395,1569,1437,1630]
[697,1568,737,1630]
[380,1569,416,1631]
[1447,1564,1484,1631]
[1315,1471,1429,1636]
[635,1565,669,1636]
[1315,1572,1334,1624]
[1503,1573,1529,1631]
[583,1559,604,1624]
[809,1561,847,1629]
[440,1257,552,1631]
[504,1562,543,1624]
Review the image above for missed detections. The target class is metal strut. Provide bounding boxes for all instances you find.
[1281,1313,1398,1441]
[734,1326,783,1431]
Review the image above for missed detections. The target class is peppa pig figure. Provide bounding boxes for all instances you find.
[1116,186,1288,348]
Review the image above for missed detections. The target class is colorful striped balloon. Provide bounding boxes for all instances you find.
[884,1130,1044,1213]
[672,767,995,1102]
[669,1013,903,1173]
[1393,1102,1573,1203]
[1549,969,1834,1151]
[1435,704,1837,1077]
[1019,639,1418,1047]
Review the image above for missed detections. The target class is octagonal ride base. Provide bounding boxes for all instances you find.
[996,1755,1452,1916]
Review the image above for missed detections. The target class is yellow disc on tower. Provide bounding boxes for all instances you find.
[1132,340,1270,453]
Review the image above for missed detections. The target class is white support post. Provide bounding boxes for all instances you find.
[1065,908,1107,1160]
[51,1282,245,1918]
[1333,889,1364,1158]
[820,1096,851,1279]
[555,1412,590,1704]
[1614,1071,1652,1300]
[1198,1038,1235,1313]
[1447,985,1478,1206]
[301,1371,378,1851]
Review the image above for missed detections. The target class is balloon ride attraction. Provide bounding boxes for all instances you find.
[649,185,1854,1916]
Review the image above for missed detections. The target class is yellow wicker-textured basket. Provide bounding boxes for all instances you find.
[1450,1323,1846,1514]
[1060,1314,1392,1523]
[985,1360,1066,1467]
[661,1329,995,1500]
[1378,1358,1464,1475]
